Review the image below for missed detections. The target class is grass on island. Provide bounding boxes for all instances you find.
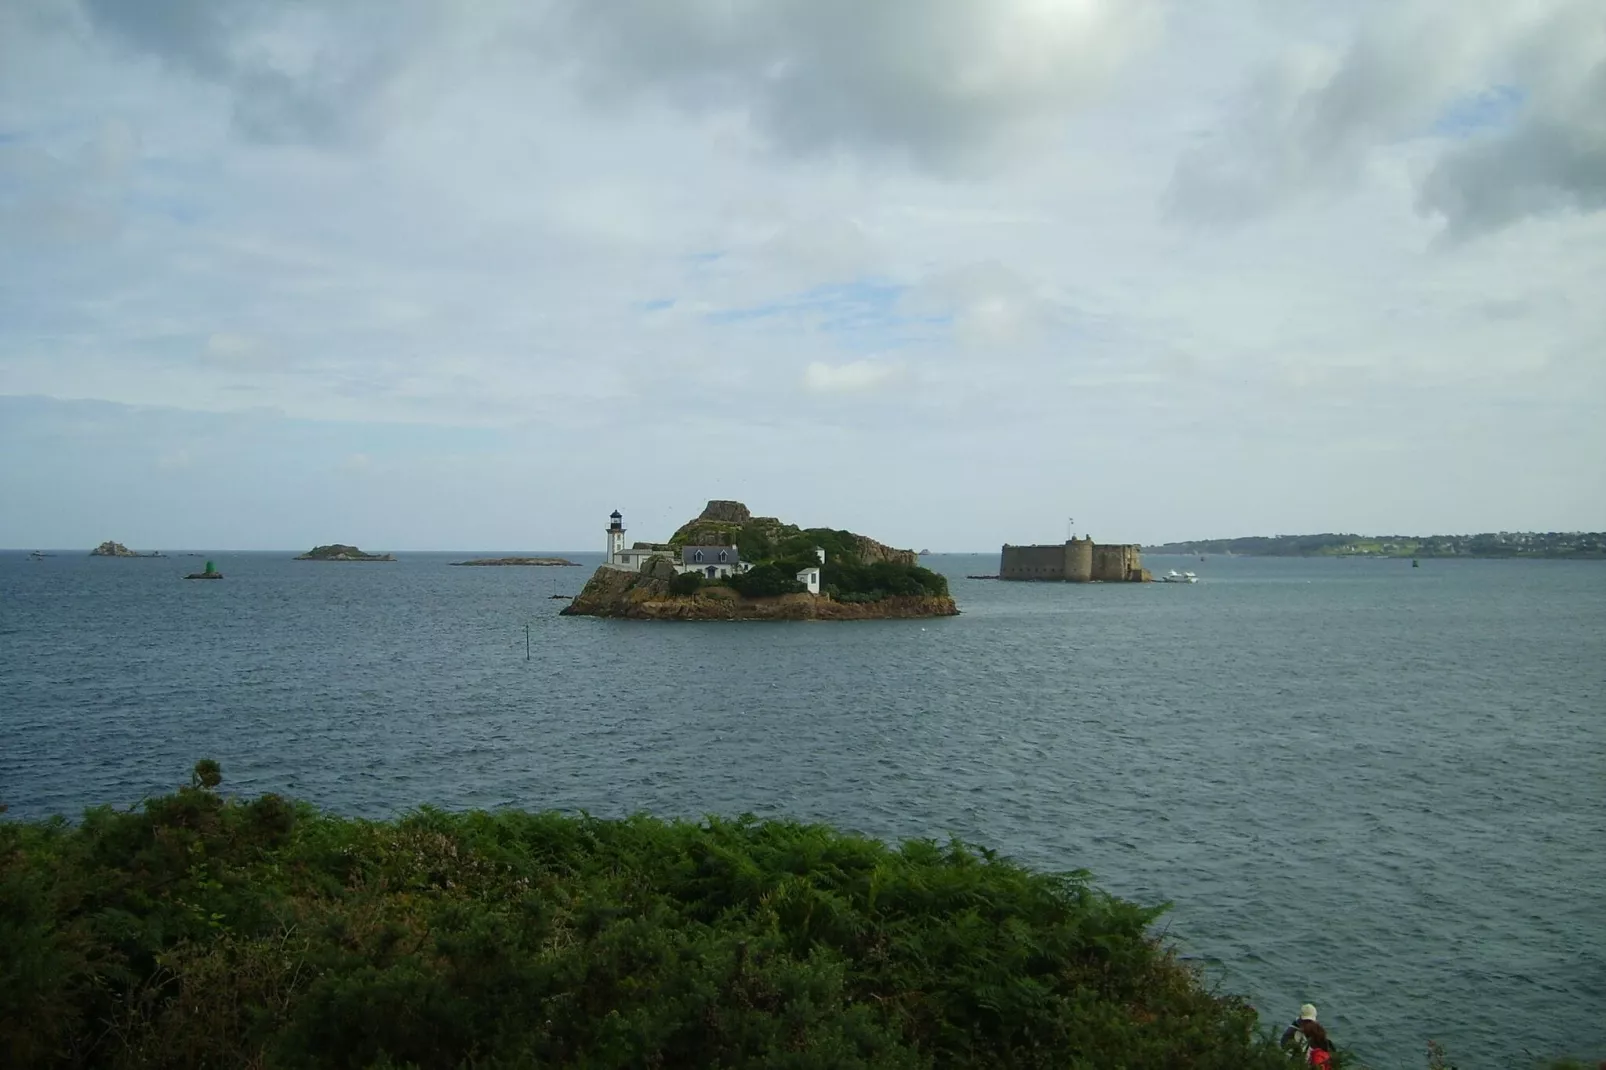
[2,762,1315,1069]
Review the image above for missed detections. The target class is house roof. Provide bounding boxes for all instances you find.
[682,545,739,565]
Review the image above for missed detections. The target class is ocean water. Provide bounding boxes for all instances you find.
[1,549,1602,1068]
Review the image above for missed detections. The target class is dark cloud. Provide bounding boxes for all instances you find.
[1166,1,1606,234]
[1420,64,1606,235]
[78,0,427,145]
[542,0,1157,170]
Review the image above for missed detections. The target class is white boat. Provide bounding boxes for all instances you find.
[1161,570,1198,583]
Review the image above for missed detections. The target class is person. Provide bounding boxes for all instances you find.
[1281,1003,1335,1066]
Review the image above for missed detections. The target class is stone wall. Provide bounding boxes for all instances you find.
[999,542,1069,580]
[1091,543,1143,582]
[1000,538,1147,582]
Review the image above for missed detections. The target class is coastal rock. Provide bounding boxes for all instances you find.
[698,500,752,525]
[560,566,958,621]
[450,557,579,567]
[295,544,396,562]
[844,533,917,567]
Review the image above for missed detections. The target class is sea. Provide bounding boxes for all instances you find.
[1,549,1602,1068]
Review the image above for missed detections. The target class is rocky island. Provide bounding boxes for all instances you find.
[293,544,396,562]
[562,500,957,621]
[451,557,580,567]
[90,541,161,557]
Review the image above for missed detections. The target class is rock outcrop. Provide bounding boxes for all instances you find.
[294,544,396,562]
[451,557,580,566]
[844,533,918,567]
[90,541,158,557]
[561,566,957,621]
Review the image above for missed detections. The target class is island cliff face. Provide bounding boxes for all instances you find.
[560,562,957,621]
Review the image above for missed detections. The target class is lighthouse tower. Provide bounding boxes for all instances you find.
[606,510,626,564]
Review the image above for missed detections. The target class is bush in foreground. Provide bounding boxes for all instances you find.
[667,571,704,596]
[1,762,1307,1069]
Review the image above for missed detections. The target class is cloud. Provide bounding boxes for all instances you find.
[2,1,1604,549]
[801,359,907,394]
[537,0,1162,170]
[1167,0,1606,233]
[1420,83,1606,234]
[904,261,1058,348]
[78,0,437,145]
[204,332,262,360]
[0,120,140,243]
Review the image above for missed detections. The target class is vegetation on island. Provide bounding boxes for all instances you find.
[665,503,949,605]
[668,540,949,604]
[1146,531,1606,559]
[2,762,1314,1070]
[294,544,396,562]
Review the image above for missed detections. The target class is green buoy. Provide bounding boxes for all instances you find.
[185,560,223,580]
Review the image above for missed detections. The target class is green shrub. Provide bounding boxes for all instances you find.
[729,563,805,598]
[823,561,949,602]
[1,761,1318,1069]
[667,572,703,596]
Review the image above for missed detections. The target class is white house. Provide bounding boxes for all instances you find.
[795,546,826,594]
[678,545,745,580]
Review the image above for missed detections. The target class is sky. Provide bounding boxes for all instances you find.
[1,0,1603,552]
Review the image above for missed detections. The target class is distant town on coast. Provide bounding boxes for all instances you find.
[1145,530,1606,559]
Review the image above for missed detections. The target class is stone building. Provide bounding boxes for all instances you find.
[999,537,1150,582]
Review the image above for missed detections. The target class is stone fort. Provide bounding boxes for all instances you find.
[999,537,1151,582]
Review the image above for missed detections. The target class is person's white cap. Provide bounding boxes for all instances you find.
[1300,1004,1318,1022]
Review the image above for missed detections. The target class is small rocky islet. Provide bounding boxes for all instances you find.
[293,544,395,562]
[90,540,162,558]
[562,500,958,621]
[451,557,580,567]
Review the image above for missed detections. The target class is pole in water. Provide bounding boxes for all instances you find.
[525,623,530,660]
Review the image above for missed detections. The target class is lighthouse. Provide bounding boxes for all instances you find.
[606,510,626,564]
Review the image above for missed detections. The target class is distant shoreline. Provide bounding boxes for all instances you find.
[1145,550,1604,560]
[1145,531,1604,560]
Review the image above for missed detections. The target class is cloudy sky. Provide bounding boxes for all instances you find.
[2,0,1602,551]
